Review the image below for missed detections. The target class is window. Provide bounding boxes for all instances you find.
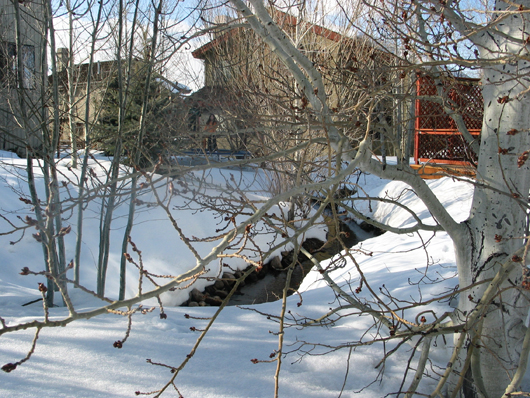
[21,44,35,88]
[0,42,35,89]
[0,42,17,85]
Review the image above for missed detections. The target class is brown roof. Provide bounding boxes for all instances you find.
[192,28,243,59]
[192,10,346,59]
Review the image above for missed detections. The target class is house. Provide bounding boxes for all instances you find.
[0,0,45,156]
[52,51,191,158]
[53,54,118,149]
[191,10,394,156]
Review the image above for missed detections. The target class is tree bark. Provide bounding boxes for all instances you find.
[231,1,530,395]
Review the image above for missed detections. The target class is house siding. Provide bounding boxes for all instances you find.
[0,0,45,155]
[192,11,395,155]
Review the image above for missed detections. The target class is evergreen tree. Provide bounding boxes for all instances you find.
[94,62,173,166]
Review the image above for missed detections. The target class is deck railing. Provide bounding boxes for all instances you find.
[414,75,483,165]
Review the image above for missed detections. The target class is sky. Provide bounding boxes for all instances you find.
[2,150,523,397]
[51,1,206,92]
[46,0,492,94]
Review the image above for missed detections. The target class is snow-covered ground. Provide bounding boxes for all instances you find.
[0,150,496,397]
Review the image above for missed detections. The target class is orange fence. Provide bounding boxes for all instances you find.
[414,75,483,165]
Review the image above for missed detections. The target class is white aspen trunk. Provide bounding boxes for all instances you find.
[73,1,104,285]
[118,0,140,301]
[230,0,530,395]
[451,7,530,394]
[454,106,530,396]
[66,0,77,168]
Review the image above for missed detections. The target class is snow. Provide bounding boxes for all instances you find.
[0,150,492,397]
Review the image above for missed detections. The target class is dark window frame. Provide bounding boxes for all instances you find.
[0,41,35,89]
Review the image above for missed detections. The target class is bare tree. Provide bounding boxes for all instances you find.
[2,0,530,396]
[225,0,530,396]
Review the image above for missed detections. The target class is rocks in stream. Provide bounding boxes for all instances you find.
[359,220,385,236]
[182,238,327,307]
[181,217,383,307]
[185,272,237,307]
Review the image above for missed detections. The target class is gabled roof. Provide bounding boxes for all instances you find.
[192,28,243,60]
[192,10,347,60]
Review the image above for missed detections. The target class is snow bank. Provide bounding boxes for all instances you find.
[1,154,485,397]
